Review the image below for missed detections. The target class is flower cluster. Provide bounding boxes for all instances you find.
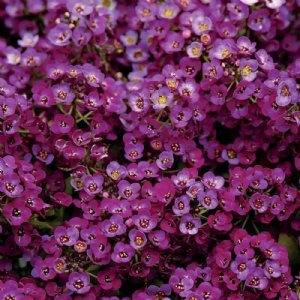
[0,0,299,299]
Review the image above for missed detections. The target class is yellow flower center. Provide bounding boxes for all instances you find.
[242,65,252,77]
[163,8,174,18]
[127,36,135,45]
[192,46,200,56]
[199,23,209,31]
[221,49,231,58]
[158,95,167,104]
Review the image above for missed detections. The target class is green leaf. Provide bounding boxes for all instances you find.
[65,177,73,195]
[278,233,300,265]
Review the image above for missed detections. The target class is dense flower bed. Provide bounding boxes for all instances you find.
[0,0,300,299]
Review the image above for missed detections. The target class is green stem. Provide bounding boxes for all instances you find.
[18,129,30,134]
[87,271,98,279]
[227,80,236,92]
[57,103,68,114]
[242,214,249,229]
[252,220,260,234]
[76,110,90,125]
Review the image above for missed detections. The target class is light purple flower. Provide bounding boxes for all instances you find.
[179,214,201,235]
[66,272,90,294]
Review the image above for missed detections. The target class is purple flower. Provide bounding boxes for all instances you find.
[51,114,74,134]
[117,180,140,200]
[97,268,122,291]
[210,84,227,105]
[120,30,138,47]
[106,161,127,181]
[32,257,56,281]
[125,143,144,162]
[210,39,234,60]
[82,63,104,87]
[54,226,79,246]
[230,256,255,280]
[179,214,201,235]
[13,223,32,247]
[52,83,75,104]
[245,268,268,290]
[132,210,158,233]
[208,211,232,231]
[186,42,203,58]
[84,90,103,110]
[196,282,222,300]
[158,3,179,19]
[170,105,192,128]
[128,89,150,113]
[66,0,93,16]
[111,242,135,263]
[129,229,147,250]
[227,1,249,21]
[48,23,72,46]
[173,195,190,216]
[151,87,174,110]
[66,272,90,294]
[239,59,258,82]
[255,49,275,71]
[82,200,101,220]
[248,9,271,33]
[3,200,31,225]
[192,14,213,35]
[178,79,199,102]
[233,80,255,100]
[102,215,126,237]
[202,172,225,190]
[276,78,298,106]
[21,48,44,68]
[249,193,269,213]
[138,161,159,178]
[83,173,104,195]
[264,260,282,278]
[0,173,23,197]
[170,268,195,295]
[18,32,39,48]
[172,169,195,189]
[197,190,219,210]
[148,230,170,250]
[203,59,224,81]
[126,46,149,63]
[160,32,184,53]
[0,96,17,118]
[136,2,157,22]
[0,280,23,300]
[147,284,171,299]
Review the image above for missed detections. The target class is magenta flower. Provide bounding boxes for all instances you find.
[3,200,31,225]
[97,268,122,290]
[32,144,54,165]
[51,114,74,134]
[31,257,56,281]
[0,174,23,197]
